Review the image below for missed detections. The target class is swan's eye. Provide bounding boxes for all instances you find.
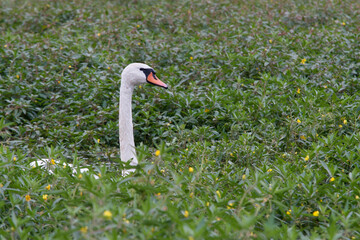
[140,68,157,79]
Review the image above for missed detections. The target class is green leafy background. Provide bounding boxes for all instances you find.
[1,0,360,239]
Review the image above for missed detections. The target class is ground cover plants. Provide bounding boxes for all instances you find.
[1,0,360,239]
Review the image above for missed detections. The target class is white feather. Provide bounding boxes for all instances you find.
[30,63,166,177]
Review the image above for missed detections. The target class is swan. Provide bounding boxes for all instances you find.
[119,63,168,175]
[30,63,167,177]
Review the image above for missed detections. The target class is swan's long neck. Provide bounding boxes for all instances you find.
[119,82,138,166]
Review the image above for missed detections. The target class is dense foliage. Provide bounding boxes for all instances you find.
[1,0,360,239]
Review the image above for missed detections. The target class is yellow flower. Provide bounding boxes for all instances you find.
[324,85,327,88]
[342,22,346,26]
[80,226,88,233]
[330,177,335,182]
[60,47,63,50]
[356,195,359,200]
[155,150,160,156]
[313,211,319,217]
[230,153,234,157]
[98,173,101,178]
[189,167,194,173]
[301,58,306,64]
[297,88,300,94]
[190,56,193,60]
[103,210,112,219]
[0,183,3,188]
[269,39,273,43]
[189,192,194,198]
[216,217,221,221]
[183,210,189,218]
[297,119,301,123]
[216,190,221,198]
[286,210,291,215]
[267,169,273,172]
[204,108,210,113]
[242,174,246,180]
[343,119,347,125]
[206,202,210,207]
[78,174,83,179]
[137,42,141,46]
[97,33,101,36]
[160,169,165,173]
[300,135,306,140]
[25,194,31,202]
[13,156,16,162]
[50,159,55,165]
[16,75,19,79]
[189,237,194,240]
[339,125,343,128]
[4,44,8,48]
[304,155,309,161]
[42,194,48,201]
[136,24,140,28]
[45,184,51,190]
[68,65,72,68]
[97,139,100,143]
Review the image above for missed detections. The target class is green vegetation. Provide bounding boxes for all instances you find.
[1,0,360,239]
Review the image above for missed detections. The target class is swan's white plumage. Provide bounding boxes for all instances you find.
[30,159,99,179]
[119,63,151,168]
[119,63,168,175]
[30,63,167,177]
[119,63,167,175]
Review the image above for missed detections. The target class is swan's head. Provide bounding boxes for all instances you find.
[121,63,168,89]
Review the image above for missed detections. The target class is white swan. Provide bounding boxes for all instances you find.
[30,63,167,177]
[119,63,168,175]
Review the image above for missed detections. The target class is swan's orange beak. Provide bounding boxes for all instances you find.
[147,72,168,89]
